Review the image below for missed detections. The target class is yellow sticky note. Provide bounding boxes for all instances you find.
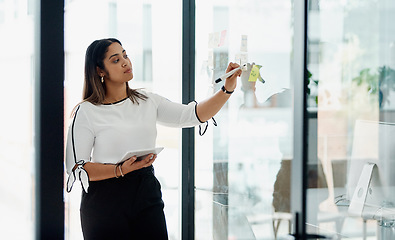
[248,65,260,82]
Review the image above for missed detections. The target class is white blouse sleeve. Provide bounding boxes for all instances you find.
[65,104,95,193]
[150,93,204,128]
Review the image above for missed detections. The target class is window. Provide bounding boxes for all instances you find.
[306,0,395,238]
[195,1,294,239]
[64,1,183,239]
[0,0,35,239]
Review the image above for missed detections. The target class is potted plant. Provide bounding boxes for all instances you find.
[352,66,395,108]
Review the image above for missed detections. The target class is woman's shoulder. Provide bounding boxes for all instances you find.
[136,89,152,96]
[70,100,95,116]
[135,89,163,102]
[142,89,172,99]
[76,100,96,110]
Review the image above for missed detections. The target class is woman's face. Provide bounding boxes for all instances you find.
[100,42,133,84]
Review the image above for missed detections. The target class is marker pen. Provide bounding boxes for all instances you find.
[214,63,248,83]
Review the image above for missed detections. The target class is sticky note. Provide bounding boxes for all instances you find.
[208,50,214,69]
[240,35,248,52]
[235,53,248,66]
[248,65,260,82]
[208,33,215,48]
[240,53,248,64]
[235,53,241,63]
[208,32,221,48]
[213,32,220,47]
[218,30,227,47]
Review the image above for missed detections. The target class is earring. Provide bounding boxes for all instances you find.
[101,76,104,83]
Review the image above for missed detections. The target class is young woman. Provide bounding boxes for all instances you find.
[65,38,241,239]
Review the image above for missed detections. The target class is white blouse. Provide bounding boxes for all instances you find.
[65,91,203,193]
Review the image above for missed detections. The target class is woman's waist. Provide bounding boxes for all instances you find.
[124,165,155,177]
[88,165,155,186]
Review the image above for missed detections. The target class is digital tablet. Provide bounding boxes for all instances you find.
[118,147,164,164]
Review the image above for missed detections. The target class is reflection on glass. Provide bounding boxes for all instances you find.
[307,0,395,239]
[64,1,182,239]
[0,0,35,239]
[195,1,294,239]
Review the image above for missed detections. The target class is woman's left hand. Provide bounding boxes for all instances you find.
[122,154,157,174]
[224,62,242,92]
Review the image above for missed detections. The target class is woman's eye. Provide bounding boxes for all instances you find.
[123,54,128,59]
[113,59,119,63]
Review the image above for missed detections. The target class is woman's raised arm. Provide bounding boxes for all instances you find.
[196,62,241,122]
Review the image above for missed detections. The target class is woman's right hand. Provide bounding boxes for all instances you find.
[121,154,157,174]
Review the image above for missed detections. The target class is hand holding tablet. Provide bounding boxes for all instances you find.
[118,147,164,164]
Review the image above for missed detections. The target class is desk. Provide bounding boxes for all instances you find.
[306,188,395,240]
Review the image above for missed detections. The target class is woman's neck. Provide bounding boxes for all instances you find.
[104,83,128,103]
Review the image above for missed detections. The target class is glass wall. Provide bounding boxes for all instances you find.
[9,0,395,238]
[0,0,35,239]
[306,0,395,239]
[64,0,183,239]
[194,1,294,239]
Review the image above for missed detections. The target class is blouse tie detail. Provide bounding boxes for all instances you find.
[66,159,89,193]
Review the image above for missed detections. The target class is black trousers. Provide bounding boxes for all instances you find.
[80,166,169,240]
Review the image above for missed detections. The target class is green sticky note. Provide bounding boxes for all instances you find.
[248,65,260,82]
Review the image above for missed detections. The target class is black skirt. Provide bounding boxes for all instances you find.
[80,166,168,240]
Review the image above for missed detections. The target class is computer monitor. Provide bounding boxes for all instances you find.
[346,120,395,218]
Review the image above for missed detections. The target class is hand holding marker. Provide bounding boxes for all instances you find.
[215,62,264,84]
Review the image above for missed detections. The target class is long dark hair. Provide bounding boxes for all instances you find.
[83,38,147,104]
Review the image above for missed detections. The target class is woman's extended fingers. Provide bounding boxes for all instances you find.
[224,62,240,91]
[127,156,137,163]
[132,154,156,168]
[226,62,242,80]
[142,154,157,168]
[121,154,157,174]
